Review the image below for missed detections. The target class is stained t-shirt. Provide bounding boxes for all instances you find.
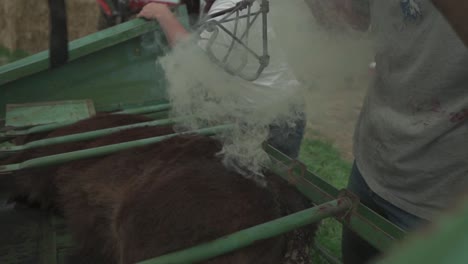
[354,0,468,219]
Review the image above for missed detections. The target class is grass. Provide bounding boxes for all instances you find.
[298,133,352,264]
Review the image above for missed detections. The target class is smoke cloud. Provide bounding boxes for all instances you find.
[158,0,374,184]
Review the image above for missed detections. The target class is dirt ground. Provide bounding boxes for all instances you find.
[305,81,368,161]
[0,0,369,161]
[269,0,373,161]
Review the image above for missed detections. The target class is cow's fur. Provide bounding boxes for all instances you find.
[2,114,316,264]
[3,113,164,208]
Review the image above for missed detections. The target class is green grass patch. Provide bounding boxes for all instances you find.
[299,135,352,264]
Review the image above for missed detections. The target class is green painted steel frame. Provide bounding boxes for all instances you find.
[0,117,183,153]
[0,5,413,263]
[0,124,232,174]
[0,103,171,138]
[0,8,190,120]
[0,18,168,119]
[263,143,407,252]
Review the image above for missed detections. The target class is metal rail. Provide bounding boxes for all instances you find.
[0,103,170,138]
[196,0,270,81]
[263,143,407,252]
[0,117,188,154]
[0,124,231,174]
[138,198,351,264]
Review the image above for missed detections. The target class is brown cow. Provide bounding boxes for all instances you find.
[2,113,316,264]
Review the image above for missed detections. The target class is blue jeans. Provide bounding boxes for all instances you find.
[341,162,428,264]
[266,112,306,159]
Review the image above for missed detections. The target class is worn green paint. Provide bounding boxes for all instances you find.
[0,103,171,138]
[0,6,193,120]
[138,198,351,264]
[0,20,170,120]
[0,36,169,119]
[116,103,171,114]
[264,143,407,252]
[5,100,95,127]
[0,117,187,153]
[0,19,161,86]
[0,125,231,174]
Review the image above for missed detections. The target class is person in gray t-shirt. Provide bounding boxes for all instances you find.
[310,0,468,263]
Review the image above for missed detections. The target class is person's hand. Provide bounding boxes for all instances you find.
[137,3,172,20]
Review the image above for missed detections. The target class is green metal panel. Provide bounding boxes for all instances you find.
[0,103,170,138]
[5,100,95,127]
[0,29,167,119]
[264,143,407,251]
[0,17,184,120]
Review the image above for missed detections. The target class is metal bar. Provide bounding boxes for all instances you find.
[1,120,77,138]
[217,11,261,24]
[48,0,69,69]
[216,23,261,60]
[231,6,255,75]
[0,103,171,138]
[138,198,351,264]
[0,19,160,86]
[261,0,269,58]
[228,4,251,76]
[0,125,232,174]
[222,10,240,63]
[263,143,406,252]
[199,0,255,24]
[0,117,186,153]
[114,103,170,114]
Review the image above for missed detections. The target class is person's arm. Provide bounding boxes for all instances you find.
[137,3,190,47]
[306,0,370,32]
[431,0,468,46]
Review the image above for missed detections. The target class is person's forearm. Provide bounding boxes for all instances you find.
[138,3,191,47]
[432,0,468,46]
[154,8,190,47]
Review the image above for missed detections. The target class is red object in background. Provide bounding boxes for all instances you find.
[96,0,114,16]
[96,0,199,29]
[97,0,181,16]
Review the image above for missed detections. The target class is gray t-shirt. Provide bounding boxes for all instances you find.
[354,0,468,220]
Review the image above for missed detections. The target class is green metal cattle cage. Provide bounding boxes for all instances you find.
[0,5,466,264]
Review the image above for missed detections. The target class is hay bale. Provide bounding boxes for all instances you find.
[0,0,99,54]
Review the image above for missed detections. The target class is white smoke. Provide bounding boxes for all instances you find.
[160,39,304,185]
[158,0,373,184]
